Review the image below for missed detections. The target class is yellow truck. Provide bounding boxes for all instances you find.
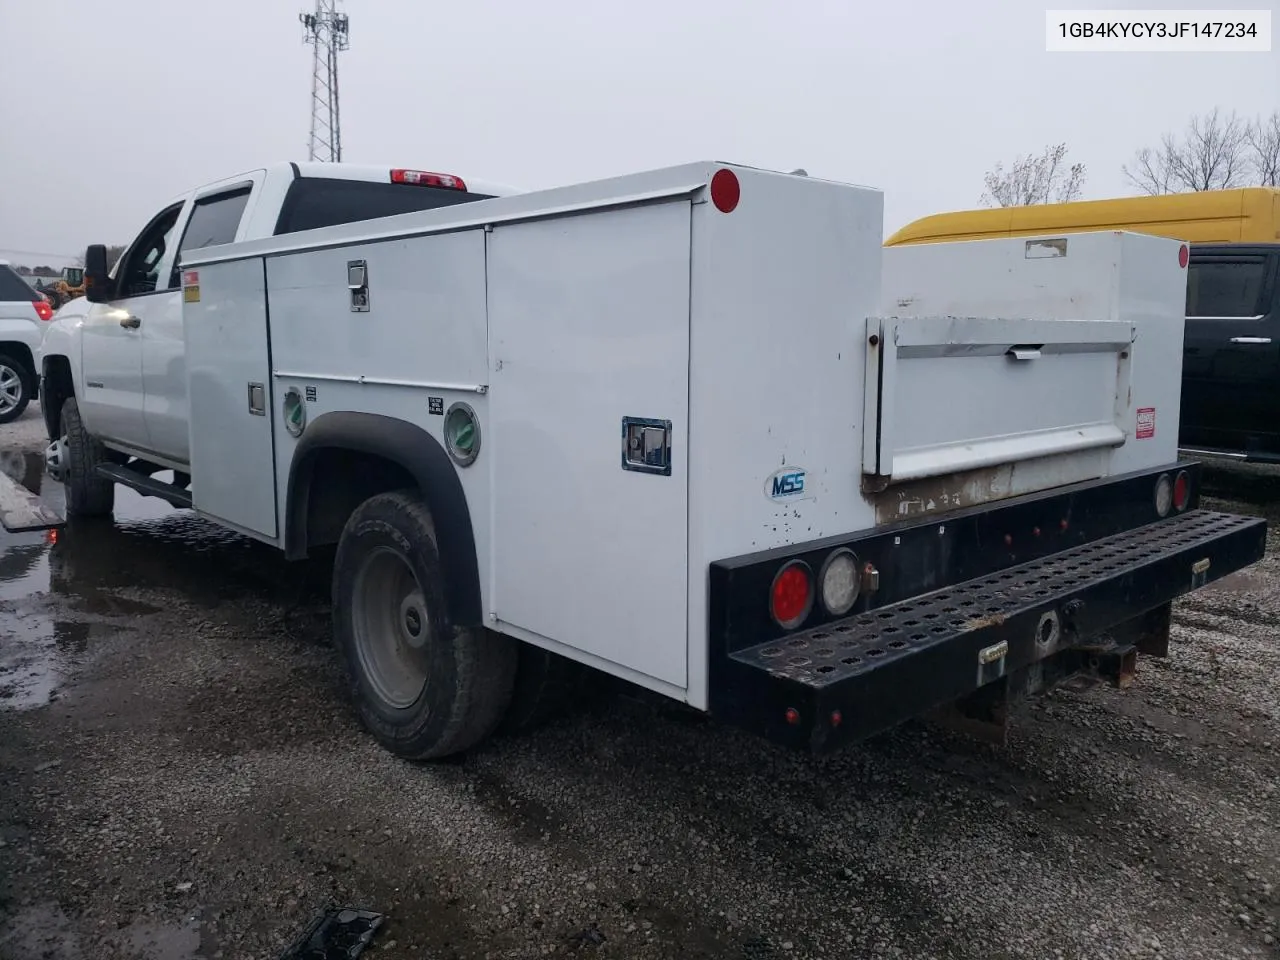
[885,188,1280,463]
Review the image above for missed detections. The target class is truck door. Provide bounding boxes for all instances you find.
[144,180,256,464]
[1181,248,1280,454]
[79,202,185,454]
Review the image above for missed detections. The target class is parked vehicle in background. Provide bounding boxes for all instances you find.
[0,260,54,423]
[36,161,1268,762]
[885,187,1280,463]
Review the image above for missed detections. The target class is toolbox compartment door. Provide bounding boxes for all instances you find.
[486,199,691,688]
[184,256,278,539]
[862,316,1136,485]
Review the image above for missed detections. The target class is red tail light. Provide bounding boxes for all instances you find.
[1173,471,1191,511]
[390,169,467,190]
[770,560,814,630]
[34,300,53,321]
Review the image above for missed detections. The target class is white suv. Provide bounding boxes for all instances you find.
[0,261,53,423]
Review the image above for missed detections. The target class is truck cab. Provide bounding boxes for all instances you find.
[40,162,520,490]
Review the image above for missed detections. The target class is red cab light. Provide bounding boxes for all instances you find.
[770,560,813,630]
[1173,470,1191,511]
[710,168,740,213]
[34,300,53,321]
[390,169,467,190]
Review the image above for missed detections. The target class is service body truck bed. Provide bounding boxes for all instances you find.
[89,163,1271,757]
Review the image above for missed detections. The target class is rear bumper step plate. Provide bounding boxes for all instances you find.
[725,509,1266,751]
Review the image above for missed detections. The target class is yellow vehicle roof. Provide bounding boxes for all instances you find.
[884,187,1280,247]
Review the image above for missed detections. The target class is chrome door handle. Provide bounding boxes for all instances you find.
[120,315,141,329]
[1230,336,1271,344]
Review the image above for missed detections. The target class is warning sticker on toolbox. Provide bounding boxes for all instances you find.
[183,285,200,303]
[1136,407,1156,440]
[181,270,200,303]
[182,270,199,287]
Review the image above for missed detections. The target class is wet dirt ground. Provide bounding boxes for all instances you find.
[1,401,1277,960]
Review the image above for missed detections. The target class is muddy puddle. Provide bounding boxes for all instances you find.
[0,453,327,712]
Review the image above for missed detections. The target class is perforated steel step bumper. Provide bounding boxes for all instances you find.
[709,507,1266,752]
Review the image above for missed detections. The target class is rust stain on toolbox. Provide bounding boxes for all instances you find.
[870,454,1110,526]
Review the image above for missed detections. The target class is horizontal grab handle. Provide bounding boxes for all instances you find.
[1006,344,1043,361]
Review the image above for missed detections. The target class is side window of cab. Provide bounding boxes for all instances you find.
[113,204,185,299]
[168,186,253,289]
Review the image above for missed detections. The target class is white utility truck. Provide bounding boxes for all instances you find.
[41,161,1266,760]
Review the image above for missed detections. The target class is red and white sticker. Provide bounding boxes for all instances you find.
[182,270,199,287]
[1136,407,1156,440]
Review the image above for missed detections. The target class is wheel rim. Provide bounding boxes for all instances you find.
[351,545,431,710]
[45,436,69,482]
[0,364,23,415]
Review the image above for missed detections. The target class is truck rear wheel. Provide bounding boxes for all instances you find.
[56,397,114,518]
[332,490,516,760]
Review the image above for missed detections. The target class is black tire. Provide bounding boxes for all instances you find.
[60,397,115,518]
[0,351,33,425]
[498,643,588,736]
[332,490,516,760]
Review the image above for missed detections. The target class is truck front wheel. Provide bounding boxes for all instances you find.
[55,397,115,518]
[332,490,516,760]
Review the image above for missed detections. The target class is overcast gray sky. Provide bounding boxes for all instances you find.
[0,0,1276,266]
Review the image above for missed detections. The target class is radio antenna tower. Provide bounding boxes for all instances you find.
[299,1,350,162]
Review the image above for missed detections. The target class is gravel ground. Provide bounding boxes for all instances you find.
[1,401,1277,960]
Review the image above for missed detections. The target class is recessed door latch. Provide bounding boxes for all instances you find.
[621,417,672,476]
[348,259,370,312]
[247,382,266,416]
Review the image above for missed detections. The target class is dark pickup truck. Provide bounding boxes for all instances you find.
[1180,244,1280,462]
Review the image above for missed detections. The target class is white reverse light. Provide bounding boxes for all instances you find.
[820,549,860,616]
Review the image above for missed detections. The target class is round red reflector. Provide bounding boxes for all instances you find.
[770,561,813,629]
[1173,470,1191,511]
[830,710,842,727]
[1178,244,1189,269]
[785,707,800,725]
[710,168,740,213]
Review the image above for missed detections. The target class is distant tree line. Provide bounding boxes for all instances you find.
[980,108,1280,207]
[12,264,62,278]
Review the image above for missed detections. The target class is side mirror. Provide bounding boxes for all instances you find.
[83,245,110,303]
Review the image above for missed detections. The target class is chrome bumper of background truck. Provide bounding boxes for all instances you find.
[707,462,1268,753]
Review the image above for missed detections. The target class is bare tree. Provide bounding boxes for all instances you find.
[1122,108,1251,194]
[1245,110,1280,187]
[1121,145,1176,196]
[980,143,1087,207]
